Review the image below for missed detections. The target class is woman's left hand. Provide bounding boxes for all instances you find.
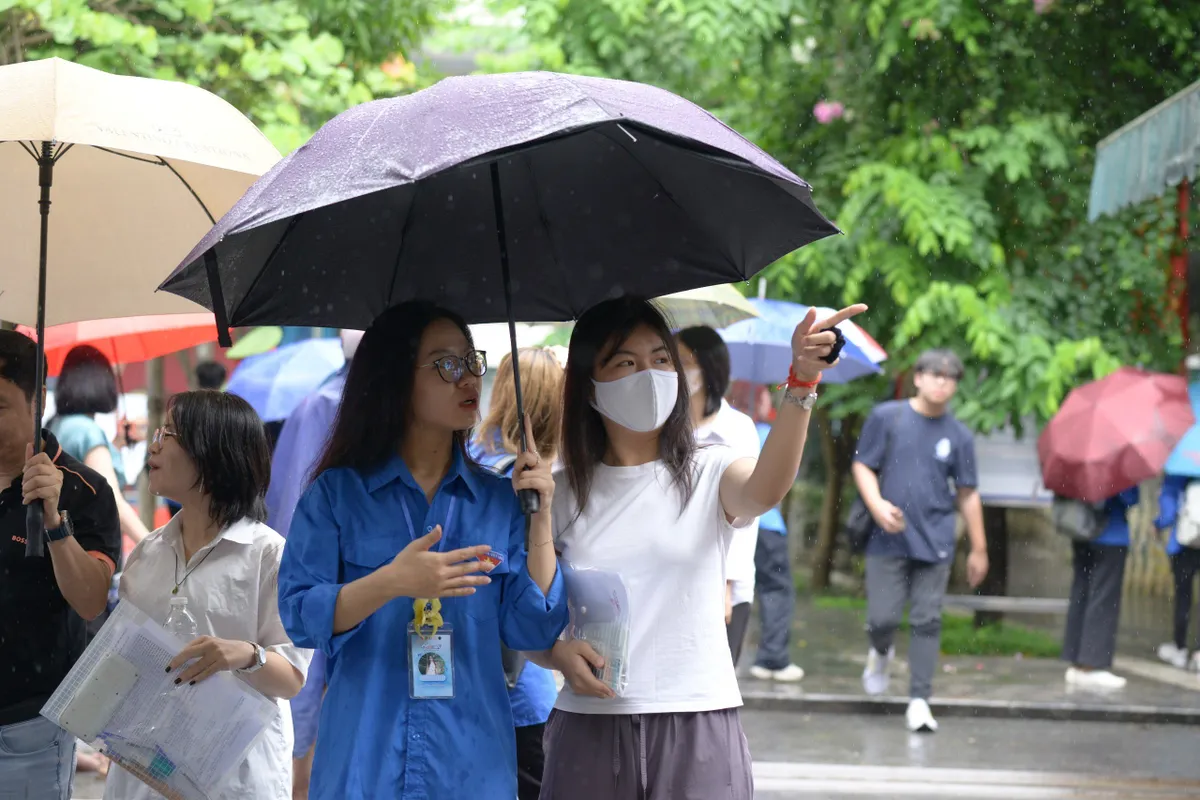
[791,304,869,383]
[511,414,554,515]
[167,636,255,685]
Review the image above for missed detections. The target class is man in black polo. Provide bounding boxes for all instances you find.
[0,330,120,798]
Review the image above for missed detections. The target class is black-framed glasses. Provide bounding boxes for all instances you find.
[151,427,177,448]
[424,350,487,383]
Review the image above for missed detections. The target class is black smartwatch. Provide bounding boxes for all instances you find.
[46,510,74,542]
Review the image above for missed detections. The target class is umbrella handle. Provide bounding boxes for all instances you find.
[26,141,52,559]
[26,506,45,557]
[491,162,541,518]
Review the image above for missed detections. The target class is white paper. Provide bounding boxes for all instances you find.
[561,563,632,696]
[42,601,275,800]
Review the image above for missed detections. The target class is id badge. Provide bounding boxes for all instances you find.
[408,623,454,700]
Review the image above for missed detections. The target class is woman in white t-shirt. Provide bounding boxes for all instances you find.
[536,296,864,799]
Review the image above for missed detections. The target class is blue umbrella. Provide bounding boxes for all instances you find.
[1165,383,1200,478]
[721,298,886,385]
[226,338,344,422]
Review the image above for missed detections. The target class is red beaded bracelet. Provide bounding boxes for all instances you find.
[777,364,822,391]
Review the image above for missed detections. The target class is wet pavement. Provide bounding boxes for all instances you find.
[738,596,1200,723]
[746,709,1200,798]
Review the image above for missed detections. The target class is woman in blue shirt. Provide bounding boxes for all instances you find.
[278,301,568,800]
[1061,487,1138,690]
[471,346,564,800]
[1153,474,1199,669]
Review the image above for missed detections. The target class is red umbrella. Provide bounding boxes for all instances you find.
[18,313,218,376]
[1038,367,1194,502]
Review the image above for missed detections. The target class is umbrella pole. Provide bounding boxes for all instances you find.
[26,141,55,558]
[490,162,539,516]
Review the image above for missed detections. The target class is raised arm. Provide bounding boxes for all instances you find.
[720,305,868,521]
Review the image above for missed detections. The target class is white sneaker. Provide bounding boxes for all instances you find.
[862,647,893,696]
[748,664,806,682]
[905,698,938,733]
[1065,667,1127,690]
[1157,642,1189,669]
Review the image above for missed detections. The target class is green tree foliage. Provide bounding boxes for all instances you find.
[451,0,1200,586]
[0,0,448,152]
[469,0,1198,430]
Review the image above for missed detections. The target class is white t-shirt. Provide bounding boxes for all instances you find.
[696,400,762,607]
[552,445,750,715]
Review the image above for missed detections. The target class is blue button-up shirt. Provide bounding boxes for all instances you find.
[278,447,568,800]
[468,435,560,728]
[266,367,347,538]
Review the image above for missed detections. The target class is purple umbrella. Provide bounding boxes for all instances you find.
[160,71,837,511]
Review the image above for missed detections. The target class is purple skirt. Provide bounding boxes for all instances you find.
[539,707,754,800]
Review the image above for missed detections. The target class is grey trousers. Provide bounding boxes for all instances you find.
[539,708,754,800]
[866,556,951,700]
[1062,542,1127,670]
[753,530,795,671]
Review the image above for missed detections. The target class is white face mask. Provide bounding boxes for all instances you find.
[685,368,704,397]
[592,369,679,433]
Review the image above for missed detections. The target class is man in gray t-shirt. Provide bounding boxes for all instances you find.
[852,349,988,734]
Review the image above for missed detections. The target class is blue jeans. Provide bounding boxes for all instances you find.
[0,715,76,800]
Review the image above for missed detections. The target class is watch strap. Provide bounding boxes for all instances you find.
[45,510,73,542]
[238,643,267,674]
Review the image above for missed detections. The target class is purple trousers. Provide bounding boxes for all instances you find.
[539,708,753,800]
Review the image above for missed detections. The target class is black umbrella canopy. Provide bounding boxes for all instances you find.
[159,71,838,330]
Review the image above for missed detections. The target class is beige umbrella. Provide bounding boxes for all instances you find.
[654,284,760,329]
[0,57,279,555]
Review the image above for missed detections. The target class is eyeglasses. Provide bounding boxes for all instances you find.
[424,350,487,383]
[151,427,177,448]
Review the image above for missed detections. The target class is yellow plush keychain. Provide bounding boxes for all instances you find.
[412,598,443,639]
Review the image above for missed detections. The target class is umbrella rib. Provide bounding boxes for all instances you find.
[92,147,216,224]
[18,141,39,161]
[52,143,73,162]
[595,126,742,281]
[228,214,304,324]
[157,158,216,224]
[520,151,574,319]
[387,183,421,306]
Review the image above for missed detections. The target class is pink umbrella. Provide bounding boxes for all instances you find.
[1038,367,1193,502]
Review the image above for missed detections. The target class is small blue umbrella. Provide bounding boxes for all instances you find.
[1165,383,1200,478]
[226,338,344,422]
[721,298,886,385]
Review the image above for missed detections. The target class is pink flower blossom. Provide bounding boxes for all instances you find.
[814,100,845,125]
[1033,0,1053,13]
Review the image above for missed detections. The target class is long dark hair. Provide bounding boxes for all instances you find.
[677,326,731,418]
[168,390,271,529]
[560,296,696,516]
[314,300,475,478]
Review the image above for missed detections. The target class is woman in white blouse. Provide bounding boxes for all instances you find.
[104,390,310,800]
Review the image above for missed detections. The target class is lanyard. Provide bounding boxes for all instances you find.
[403,496,458,637]
[400,496,458,549]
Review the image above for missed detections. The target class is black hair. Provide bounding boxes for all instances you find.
[0,330,45,403]
[314,300,476,479]
[55,345,119,416]
[195,360,227,390]
[167,390,271,529]
[677,326,731,418]
[914,348,965,380]
[561,296,695,517]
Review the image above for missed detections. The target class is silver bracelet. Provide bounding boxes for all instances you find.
[781,388,818,410]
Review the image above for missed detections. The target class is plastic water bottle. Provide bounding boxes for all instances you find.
[163,596,198,639]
